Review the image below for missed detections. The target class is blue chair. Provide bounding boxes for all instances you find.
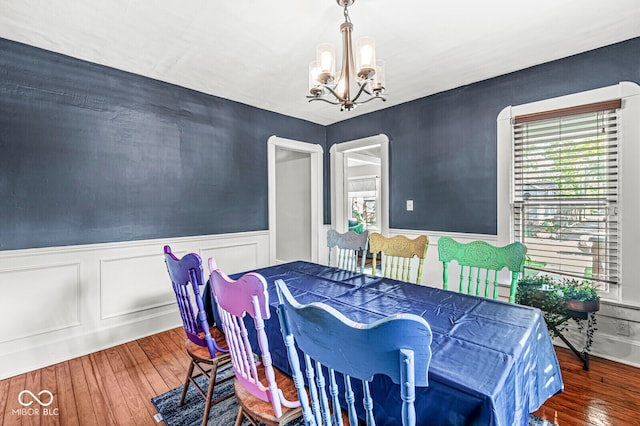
[327,229,369,273]
[275,279,432,426]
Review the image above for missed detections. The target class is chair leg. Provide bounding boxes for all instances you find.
[234,408,244,426]
[179,361,195,406]
[201,363,218,426]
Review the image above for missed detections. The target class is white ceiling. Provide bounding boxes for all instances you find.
[1,1,638,125]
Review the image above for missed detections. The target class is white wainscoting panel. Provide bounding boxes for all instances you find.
[100,253,176,320]
[201,242,259,276]
[0,263,80,343]
[0,231,270,380]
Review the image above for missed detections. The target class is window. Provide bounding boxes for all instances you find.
[512,100,620,291]
[497,82,640,301]
[348,176,379,229]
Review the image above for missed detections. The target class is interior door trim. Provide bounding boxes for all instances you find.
[267,135,324,265]
[330,134,389,235]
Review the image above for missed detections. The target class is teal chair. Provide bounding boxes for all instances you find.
[438,237,527,303]
[348,219,364,234]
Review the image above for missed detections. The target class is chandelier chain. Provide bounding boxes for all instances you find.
[343,3,351,23]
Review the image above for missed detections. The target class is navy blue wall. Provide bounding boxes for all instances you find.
[0,38,324,250]
[325,37,640,234]
[2,36,639,250]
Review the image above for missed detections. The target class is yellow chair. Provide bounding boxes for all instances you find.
[369,232,429,284]
[438,236,527,303]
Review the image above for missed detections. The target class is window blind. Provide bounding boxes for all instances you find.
[348,176,378,192]
[512,99,621,289]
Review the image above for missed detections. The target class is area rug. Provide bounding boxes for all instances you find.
[151,365,557,426]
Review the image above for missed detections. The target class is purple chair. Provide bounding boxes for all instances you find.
[208,257,303,426]
[163,246,233,426]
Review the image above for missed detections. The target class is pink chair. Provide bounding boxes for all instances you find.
[208,258,303,426]
[163,246,233,426]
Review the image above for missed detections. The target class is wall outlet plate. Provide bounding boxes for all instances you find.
[406,199,414,211]
[615,319,630,337]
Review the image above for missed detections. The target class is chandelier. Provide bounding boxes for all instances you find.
[307,0,386,111]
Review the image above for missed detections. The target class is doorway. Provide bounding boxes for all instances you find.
[330,134,389,235]
[267,136,323,265]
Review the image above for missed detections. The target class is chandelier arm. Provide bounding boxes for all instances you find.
[350,81,371,103]
[308,97,341,105]
[361,85,376,96]
[322,85,347,103]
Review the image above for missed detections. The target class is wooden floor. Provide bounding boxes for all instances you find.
[1,327,639,426]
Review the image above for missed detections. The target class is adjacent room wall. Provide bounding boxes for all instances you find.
[275,148,312,263]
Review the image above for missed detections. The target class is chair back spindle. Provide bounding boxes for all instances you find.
[276,279,432,426]
[327,229,370,273]
[438,237,527,303]
[369,233,429,284]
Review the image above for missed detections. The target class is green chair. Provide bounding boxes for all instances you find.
[438,237,526,303]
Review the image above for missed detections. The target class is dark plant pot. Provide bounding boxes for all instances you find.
[521,289,552,310]
[565,298,600,319]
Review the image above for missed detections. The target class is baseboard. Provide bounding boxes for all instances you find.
[0,308,181,380]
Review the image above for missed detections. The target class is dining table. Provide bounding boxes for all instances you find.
[203,260,564,426]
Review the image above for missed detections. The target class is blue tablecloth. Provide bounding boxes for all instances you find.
[204,261,563,426]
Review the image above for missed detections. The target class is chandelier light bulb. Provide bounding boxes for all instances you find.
[372,59,386,94]
[309,61,325,96]
[316,43,336,84]
[356,36,376,79]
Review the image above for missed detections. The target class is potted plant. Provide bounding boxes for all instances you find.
[561,278,600,318]
[516,275,599,353]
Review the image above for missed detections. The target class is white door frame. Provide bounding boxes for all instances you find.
[267,135,324,265]
[330,134,389,235]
